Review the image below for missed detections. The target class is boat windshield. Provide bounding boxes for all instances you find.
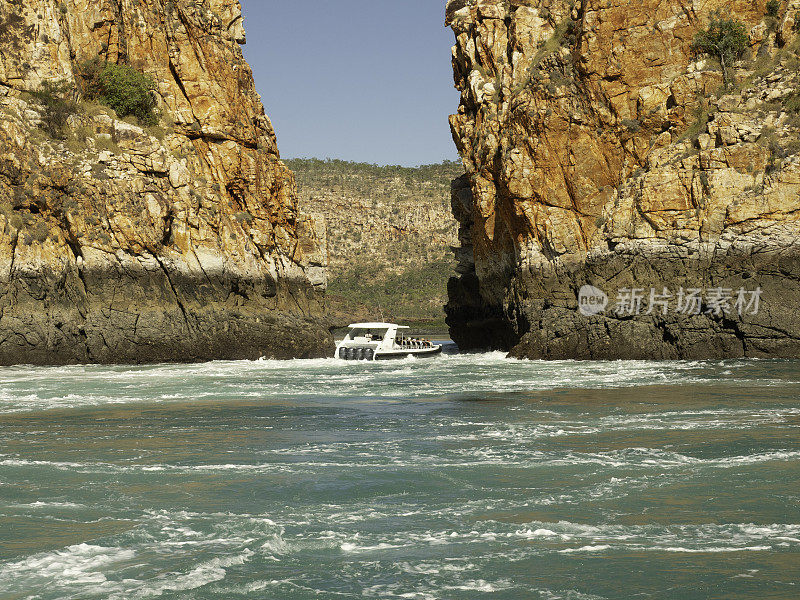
[348,328,388,342]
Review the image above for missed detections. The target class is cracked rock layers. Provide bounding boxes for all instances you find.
[0,0,332,364]
[445,0,800,359]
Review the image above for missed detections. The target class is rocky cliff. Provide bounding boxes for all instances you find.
[0,0,331,364]
[446,0,800,359]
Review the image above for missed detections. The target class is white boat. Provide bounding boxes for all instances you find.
[335,322,443,361]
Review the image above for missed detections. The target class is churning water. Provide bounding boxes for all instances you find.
[0,352,798,599]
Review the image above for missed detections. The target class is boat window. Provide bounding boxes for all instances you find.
[348,328,388,341]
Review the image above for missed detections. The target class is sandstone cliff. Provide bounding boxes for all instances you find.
[446,0,800,358]
[0,0,331,364]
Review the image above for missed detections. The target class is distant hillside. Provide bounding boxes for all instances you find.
[288,158,464,330]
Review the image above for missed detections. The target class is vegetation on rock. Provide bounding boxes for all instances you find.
[29,81,78,139]
[766,0,780,18]
[327,258,455,330]
[78,59,157,125]
[692,12,750,86]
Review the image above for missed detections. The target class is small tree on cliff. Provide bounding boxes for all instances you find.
[766,0,781,18]
[78,58,158,126]
[30,81,78,139]
[692,12,750,87]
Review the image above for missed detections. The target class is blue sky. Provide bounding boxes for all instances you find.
[240,1,461,167]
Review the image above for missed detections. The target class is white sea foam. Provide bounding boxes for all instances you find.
[397,561,477,575]
[0,458,94,470]
[558,544,612,553]
[0,507,289,599]
[1,355,798,414]
[536,590,609,600]
[5,442,795,484]
[10,501,86,509]
[441,578,513,592]
[656,545,773,553]
[288,519,800,563]
[0,543,135,588]
[341,541,403,553]
[107,549,255,600]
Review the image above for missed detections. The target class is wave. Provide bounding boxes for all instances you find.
[283,520,800,559]
[2,500,797,599]
[0,543,135,588]
[0,509,284,599]
[1,356,799,414]
[2,447,798,479]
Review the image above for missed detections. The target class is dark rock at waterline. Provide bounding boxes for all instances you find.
[506,248,800,360]
[0,265,333,365]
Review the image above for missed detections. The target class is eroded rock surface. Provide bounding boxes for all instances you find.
[446,0,800,359]
[0,0,331,364]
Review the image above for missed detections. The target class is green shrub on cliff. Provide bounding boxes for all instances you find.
[766,0,781,18]
[78,59,157,126]
[29,81,78,139]
[693,13,750,87]
[677,100,712,145]
[783,90,800,113]
[621,119,641,133]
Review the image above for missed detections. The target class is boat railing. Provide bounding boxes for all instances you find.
[395,337,435,349]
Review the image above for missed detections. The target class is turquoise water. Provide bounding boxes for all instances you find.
[0,353,798,599]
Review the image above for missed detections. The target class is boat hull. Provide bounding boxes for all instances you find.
[374,346,443,360]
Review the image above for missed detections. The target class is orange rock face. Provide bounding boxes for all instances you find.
[0,0,331,364]
[446,0,800,358]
